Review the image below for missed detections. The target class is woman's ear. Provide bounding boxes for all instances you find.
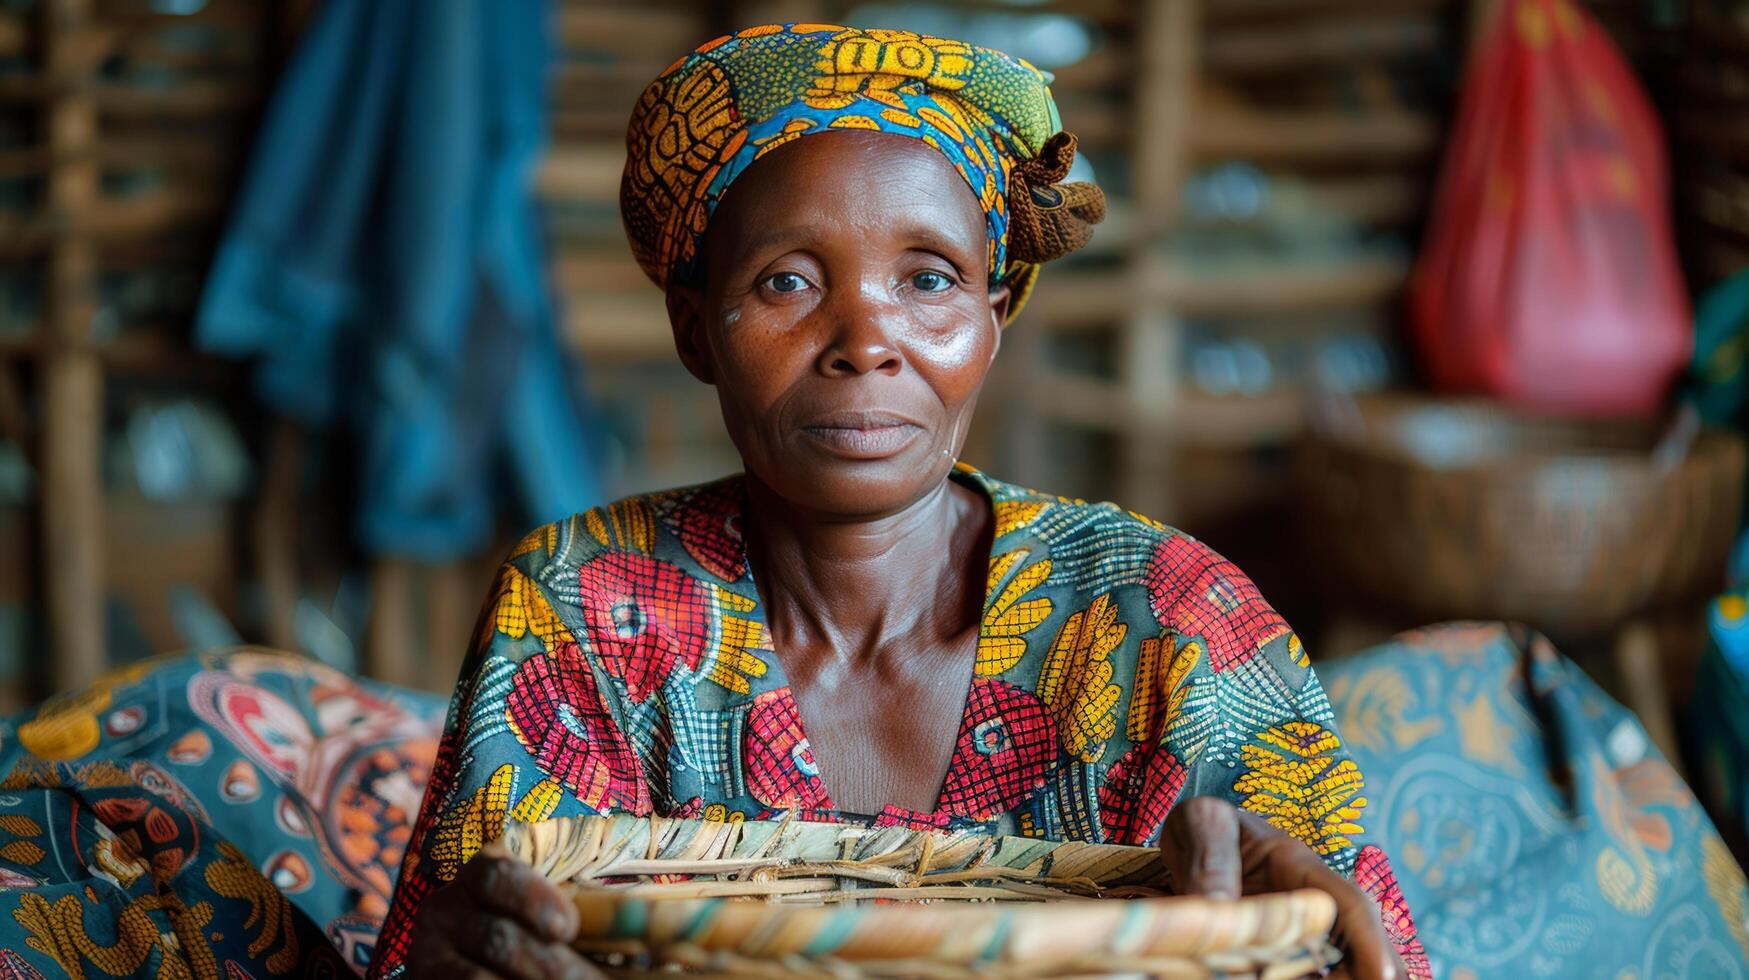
[666,285,716,385]
[986,284,1010,358]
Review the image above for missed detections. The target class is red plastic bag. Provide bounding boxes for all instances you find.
[1408,0,1691,416]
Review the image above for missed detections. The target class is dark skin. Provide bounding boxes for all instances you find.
[404,131,1406,980]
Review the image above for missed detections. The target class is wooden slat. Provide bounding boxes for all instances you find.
[1682,112,1749,163]
[0,11,26,57]
[557,5,706,56]
[1204,16,1440,74]
[0,77,258,116]
[562,291,674,359]
[1028,371,1305,449]
[1022,254,1408,330]
[1203,0,1454,26]
[1191,103,1439,162]
[537,145,625,203]
[1156,254,1408,316]
[1304,173,1428,226]
[1690,9,1749,57]
[0,138,236,179]
[40,0,106,693]
[0,193,225,259]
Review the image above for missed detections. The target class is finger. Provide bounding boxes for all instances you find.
[456,913,599,980]
[1161,796,1242,900]
[460,848,580,942]
[1236,814,1402,980]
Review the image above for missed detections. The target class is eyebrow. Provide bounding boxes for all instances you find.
[734,222,983,270]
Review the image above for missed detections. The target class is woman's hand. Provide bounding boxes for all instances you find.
[1160,796,1407,980]
[404,843,604,979]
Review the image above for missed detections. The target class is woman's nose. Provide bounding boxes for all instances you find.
[817,289,903,377]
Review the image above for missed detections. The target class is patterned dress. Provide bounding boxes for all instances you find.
[372,465,1429,977]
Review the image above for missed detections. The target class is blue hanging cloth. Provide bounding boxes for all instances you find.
[196,0,601,559]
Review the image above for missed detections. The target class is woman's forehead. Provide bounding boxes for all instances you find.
[709,132,987,249]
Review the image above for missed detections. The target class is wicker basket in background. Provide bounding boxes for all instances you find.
[1297,393,1744,635]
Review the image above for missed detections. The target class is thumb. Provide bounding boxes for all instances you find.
[1160,796,1243,901]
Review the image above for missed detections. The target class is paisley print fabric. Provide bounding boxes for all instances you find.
[0,650,445,977]
[1321,623,1749,978]
[620,23,1098,320]
[370,465,1429,977]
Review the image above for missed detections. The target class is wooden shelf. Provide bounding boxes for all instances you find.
[537,145,625,204]
[1154,254,1409,316]
[1191,104,1439,162]
[1020,254,1408,331]
[557,6,705,54]
[1682,112,1749,163]
[562,291,674,360]
[0,194,224,260]
[1028,370,1305,449]
[1203,0,1453,25]
[1204,16,1440,74]
[0,78,259,117]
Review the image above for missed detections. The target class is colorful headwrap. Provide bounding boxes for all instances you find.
[621,24,1106,322]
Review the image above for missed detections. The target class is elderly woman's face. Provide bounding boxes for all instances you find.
[671,131,1008,516]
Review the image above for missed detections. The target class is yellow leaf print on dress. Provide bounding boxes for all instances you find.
[705,587,771,695]
[483,565,574,652]
[584,498,657,554]
[976,550,1053,676]
[992,499,1047,540]
[1039,594,1125,761]
[1128,636,1200,744]
[1233,721,1366,856]
[427,764,515,883]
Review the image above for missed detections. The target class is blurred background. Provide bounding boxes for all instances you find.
[4,0,1749,844]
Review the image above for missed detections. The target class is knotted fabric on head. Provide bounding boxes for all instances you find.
[620,23,1106,322]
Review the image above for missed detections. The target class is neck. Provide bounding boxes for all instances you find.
[743,472,990,663]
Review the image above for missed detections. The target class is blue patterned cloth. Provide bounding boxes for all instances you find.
[1321,623,1749,978]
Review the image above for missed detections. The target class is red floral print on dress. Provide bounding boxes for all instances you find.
[872,805,953,832]
[577,551,712,702]
[506,643,650,814]
[936,679,1058,819]
[1098,744,1187,846]
[657,478,746,582]
[1144,535,1288,673]
[1356,844,1431,979]
[744,687,832,809]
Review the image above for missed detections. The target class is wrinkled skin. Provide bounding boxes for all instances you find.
[409,131,1404,980]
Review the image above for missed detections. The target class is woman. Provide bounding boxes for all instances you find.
[374,25,1426,980]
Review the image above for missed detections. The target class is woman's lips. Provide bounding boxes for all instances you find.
[799,412,923,459]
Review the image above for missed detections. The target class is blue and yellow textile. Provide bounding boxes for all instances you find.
[1324,623,1749,978]
[620,23,1103,319]
[0,651,444,977]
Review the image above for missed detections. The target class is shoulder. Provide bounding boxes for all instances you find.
[502,475,749,583]
[970,468,1288,659]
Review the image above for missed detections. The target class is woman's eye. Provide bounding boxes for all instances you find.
[911,271,953,293]
[764,272,809,294]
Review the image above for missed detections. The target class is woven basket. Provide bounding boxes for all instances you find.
[500,815,1340,979]
[1296,394,1745,635]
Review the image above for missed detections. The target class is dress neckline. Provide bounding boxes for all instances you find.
[734,465,1002,821]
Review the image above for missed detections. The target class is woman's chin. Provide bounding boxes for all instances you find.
[764,451,953,517]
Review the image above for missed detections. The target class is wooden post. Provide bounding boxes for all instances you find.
[1118,0,1198,518]
[39,0,106,693]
